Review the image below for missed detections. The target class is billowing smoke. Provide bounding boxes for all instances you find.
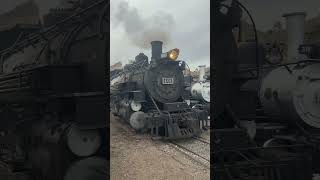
[112,1,175,49]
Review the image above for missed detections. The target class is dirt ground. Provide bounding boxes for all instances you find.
[110,114,210,180]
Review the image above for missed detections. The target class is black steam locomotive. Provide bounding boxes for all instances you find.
[0,0,108,179]
[213,0,320,179]
[110,41,208,139]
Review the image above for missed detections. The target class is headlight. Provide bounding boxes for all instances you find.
[130,100,142,112]
[168,48,179,61]
[161,48,180,61]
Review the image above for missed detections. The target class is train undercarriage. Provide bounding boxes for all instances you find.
[112,100,208,139]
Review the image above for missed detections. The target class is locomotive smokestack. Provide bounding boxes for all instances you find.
[198,65,206,82]
[283,12,306,62]
[151,41,163,60]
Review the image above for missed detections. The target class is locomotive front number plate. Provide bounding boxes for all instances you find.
[162,78,174,84]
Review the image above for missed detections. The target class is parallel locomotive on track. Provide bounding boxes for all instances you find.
[0,0,108,179]
[110,41,208,139]
[213,0,320,179]
[188,65,210,113]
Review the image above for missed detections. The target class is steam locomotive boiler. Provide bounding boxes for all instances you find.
[213,0,320,179]
[0,0,108,179]
[110,41,208,139]
[189,65,210,113]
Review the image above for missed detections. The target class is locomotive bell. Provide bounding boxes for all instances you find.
[135,53,148,63]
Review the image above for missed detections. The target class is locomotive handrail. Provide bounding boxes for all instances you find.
[213,159,304,169]
[213,144,308,154]
[239,59,320,73]
[147,91,162,115]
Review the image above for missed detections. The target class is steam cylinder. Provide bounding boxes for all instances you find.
[260,64,320,128]
[64,157,107,180]
[283,12,306,62]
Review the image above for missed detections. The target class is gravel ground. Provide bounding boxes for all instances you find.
[170,138,210,168]
[110,114,210,180]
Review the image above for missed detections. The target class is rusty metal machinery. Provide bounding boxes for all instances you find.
[212,0,318,179]
[0,0,109,179]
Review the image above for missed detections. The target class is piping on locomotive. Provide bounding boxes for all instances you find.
[110,41,208,139]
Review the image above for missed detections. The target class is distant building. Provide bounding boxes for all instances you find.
[239,16,320,64]
[185,66,210,82]
[305,14,320,43]
[241,14,320,45]
[240,20,287,44]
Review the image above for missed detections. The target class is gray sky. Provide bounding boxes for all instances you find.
[240,0,320,31]
[2,0,319,70]
[110,0,210,70]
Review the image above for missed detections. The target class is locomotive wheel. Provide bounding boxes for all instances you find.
[260,138,297,159]
[66,125,102,157]
[64,157,108,180]
[263,138,291,148]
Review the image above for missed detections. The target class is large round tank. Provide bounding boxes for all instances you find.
[191,82,210,103]
[260,63,320,128]
[66,125,101,157]
[64,157,107,180]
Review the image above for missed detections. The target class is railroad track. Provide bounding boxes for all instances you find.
[192,136,210,144]
[169,137,210,168]
[114,115,211,167]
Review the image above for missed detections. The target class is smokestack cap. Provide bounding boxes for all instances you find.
[151,41,163,44]
[282,12,306,17]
